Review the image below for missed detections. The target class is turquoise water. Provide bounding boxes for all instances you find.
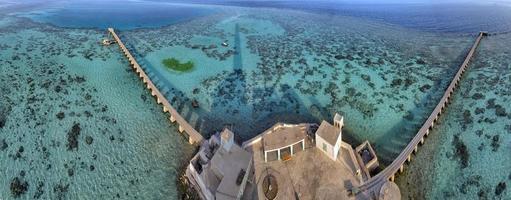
[395,34,511,199]
[1,1,510,199]
[0,17,195,199]
[120,7,474,161]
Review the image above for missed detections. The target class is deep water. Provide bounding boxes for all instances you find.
[1,1,510,199]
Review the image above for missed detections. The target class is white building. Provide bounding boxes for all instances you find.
[315,113,344,161]
[187,129,253,200]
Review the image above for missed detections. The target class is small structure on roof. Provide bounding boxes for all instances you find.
[315,113,344,161]
[186,128,253,200]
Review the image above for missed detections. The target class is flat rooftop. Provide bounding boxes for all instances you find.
[262,124,308,151]
[245,137,362,200]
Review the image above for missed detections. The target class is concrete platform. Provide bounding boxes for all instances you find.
[246,138,361,200]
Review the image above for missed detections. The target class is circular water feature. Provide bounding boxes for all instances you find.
[262,174,278,199]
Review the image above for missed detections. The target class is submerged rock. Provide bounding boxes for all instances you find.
[0,106,7,128]
[85,136,93,145]
[391,78,402,87]
[471,93,484,100]
[474,108,485,115]
[66,123,81,151]
[452,135,469,169]
[495,182,506,196]
[67,168,74,177]
[462,110,473,129]
[495,105,507,117]
[1,139,8,151]
[491,135,500,152]
[56,112,65,120]
[34,182,44,199]
[53,183,69,199]
[419,84,431,92]
[10,177,29,198]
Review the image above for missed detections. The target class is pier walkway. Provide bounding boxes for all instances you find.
[357,32,487,198]
[107,28,204,144]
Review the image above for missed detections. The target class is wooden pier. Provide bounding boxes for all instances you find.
[107,28,204,144]
[357,32,487,198]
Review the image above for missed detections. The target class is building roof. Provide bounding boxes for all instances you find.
[262,124,308,151]
[209,138,252,200]
[316,120,341,146]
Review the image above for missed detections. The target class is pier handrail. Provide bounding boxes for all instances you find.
[108,28,204,144]
[357,32,485,195]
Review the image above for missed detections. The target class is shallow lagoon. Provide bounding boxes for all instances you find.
[1,1,510,199]
[396,34,511,199]
[121,8,474,164]
[0,17,195,199]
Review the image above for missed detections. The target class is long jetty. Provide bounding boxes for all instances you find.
[358,31,487,198]
[107,28,204,144]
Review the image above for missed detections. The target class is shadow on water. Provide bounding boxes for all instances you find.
[120,33,219,139]
[117,25,351,142]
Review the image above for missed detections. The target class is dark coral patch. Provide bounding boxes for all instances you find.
[495,182,506,196]
[56,112,65,120]
[471,93,484,100]
[85,136,93,145]
[452,135,469,168]
[419,84,431,92]
[491,135,500,152]
[10,177,29,198]
[1,139,8,151]
[66,123,81,151]
[495,105,507,117]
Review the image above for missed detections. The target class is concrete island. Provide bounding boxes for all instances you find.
[186,114,392,200]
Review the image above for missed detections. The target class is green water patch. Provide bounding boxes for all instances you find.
[162,58,194,72]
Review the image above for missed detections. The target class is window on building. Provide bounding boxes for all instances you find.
[323,143,327,152]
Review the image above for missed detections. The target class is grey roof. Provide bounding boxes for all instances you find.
[316,121,341,145]
[210,140,252,199]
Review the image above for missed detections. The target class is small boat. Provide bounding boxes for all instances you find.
[102,39,115,46]
[191,99,199,108]
[221,42,229,47]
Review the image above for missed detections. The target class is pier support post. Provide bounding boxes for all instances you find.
[390,175,395,182]
[420,137,424,145]
[179,125,184,133]
[170,115,176,123]
[407,155,411,162]
[163,106,169,113]
[426,130,430,136]
[188,137,194,144]
[414,146,418,154]
[399,165,404,173]
[157,97,161,104]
